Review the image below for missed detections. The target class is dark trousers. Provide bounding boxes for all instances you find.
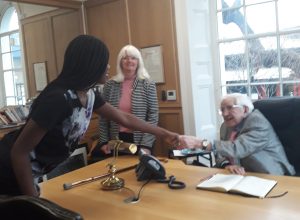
[0,141,21,196]
[118,132,134,143]
[89,132,134,163]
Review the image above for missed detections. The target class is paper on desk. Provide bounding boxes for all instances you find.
[173,148,205,156]
[173,150,186,157]
[173,150,216,167]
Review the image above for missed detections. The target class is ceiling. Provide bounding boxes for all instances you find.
[3,0,84,9]
[3,0,112,9]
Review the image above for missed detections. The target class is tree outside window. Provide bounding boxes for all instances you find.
[217,0,300,99]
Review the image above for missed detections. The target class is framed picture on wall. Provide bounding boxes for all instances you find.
[33,62,48,91]
[140,45,165,84]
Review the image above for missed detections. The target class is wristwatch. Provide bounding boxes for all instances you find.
[202,139,209,150]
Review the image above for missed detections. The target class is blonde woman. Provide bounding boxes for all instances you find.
[94,45,159,157]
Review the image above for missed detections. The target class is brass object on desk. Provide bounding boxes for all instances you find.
[101,140,137,190]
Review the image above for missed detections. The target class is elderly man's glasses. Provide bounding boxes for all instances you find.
[219,104,243,115]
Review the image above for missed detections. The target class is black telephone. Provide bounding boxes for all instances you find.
[135,150,166,181]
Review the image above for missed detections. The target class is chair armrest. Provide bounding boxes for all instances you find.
[0,195,83,220]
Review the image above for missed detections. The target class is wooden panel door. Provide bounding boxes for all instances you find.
[86,0,130,76]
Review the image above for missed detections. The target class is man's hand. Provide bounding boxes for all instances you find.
[178,135,202,149]
[178,135,212,150]
[225,165,245,175]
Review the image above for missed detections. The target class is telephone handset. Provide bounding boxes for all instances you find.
[135,150,166,181]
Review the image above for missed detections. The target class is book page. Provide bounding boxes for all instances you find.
[197,174,244,192]
[230,176,277,198]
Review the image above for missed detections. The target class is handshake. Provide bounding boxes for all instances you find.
[177,135,212,151]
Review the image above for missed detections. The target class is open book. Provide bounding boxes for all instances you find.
[197,173,277,198]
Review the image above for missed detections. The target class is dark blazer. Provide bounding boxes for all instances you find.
[98,77,158,149]
[215,110,295,175]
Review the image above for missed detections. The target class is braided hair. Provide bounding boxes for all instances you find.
[52,34,109,90]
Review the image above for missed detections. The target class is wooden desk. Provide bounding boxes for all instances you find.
[40,156,300,220]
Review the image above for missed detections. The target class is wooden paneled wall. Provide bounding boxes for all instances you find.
[20,8,83,97]
[86,0,183,156]
[20,0,183,156]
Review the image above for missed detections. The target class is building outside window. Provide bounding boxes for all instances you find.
[216,0,300,99]
[0,6,25,106]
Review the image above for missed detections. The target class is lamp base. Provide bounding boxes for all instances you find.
[101,176,125,190]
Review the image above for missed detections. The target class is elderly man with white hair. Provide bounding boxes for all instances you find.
[179,93,295,176]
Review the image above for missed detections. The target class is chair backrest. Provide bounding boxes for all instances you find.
[43,146,87,181]
[253,97,300,175]
[0,195,83,220]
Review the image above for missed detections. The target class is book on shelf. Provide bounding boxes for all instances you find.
[10,108,22,122]
[14,106,28,120]
[1,106,29,121]
[196,173,277,198]
[3,109,17,123]
[0,113,9,125]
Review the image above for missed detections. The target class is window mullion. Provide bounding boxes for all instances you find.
[274,0,282,96]
[217,0,300,98]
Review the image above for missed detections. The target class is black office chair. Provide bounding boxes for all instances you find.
[42,145,88,181]
[253,96,300,176]
[0,195,83,220]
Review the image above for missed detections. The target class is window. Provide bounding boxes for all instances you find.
[216,0,300,99]
[0,6,25,106]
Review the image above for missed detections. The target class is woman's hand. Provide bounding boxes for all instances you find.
[140,148,151,155]
[100,144,111,154]
[178,135,213,151]
[225,165,246,175]
[162,130,180,147]
[178,135,202,149]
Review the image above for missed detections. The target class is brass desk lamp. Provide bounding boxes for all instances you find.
[101,140,137,190]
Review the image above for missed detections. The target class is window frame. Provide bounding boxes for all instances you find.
[0,5,26,107]
[214,0,300,99]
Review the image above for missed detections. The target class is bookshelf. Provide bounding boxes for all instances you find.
[0,105,29,126]
[0,105,29,139]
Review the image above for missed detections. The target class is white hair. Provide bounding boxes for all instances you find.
[221,93,254,115]
[112,45,150,82]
